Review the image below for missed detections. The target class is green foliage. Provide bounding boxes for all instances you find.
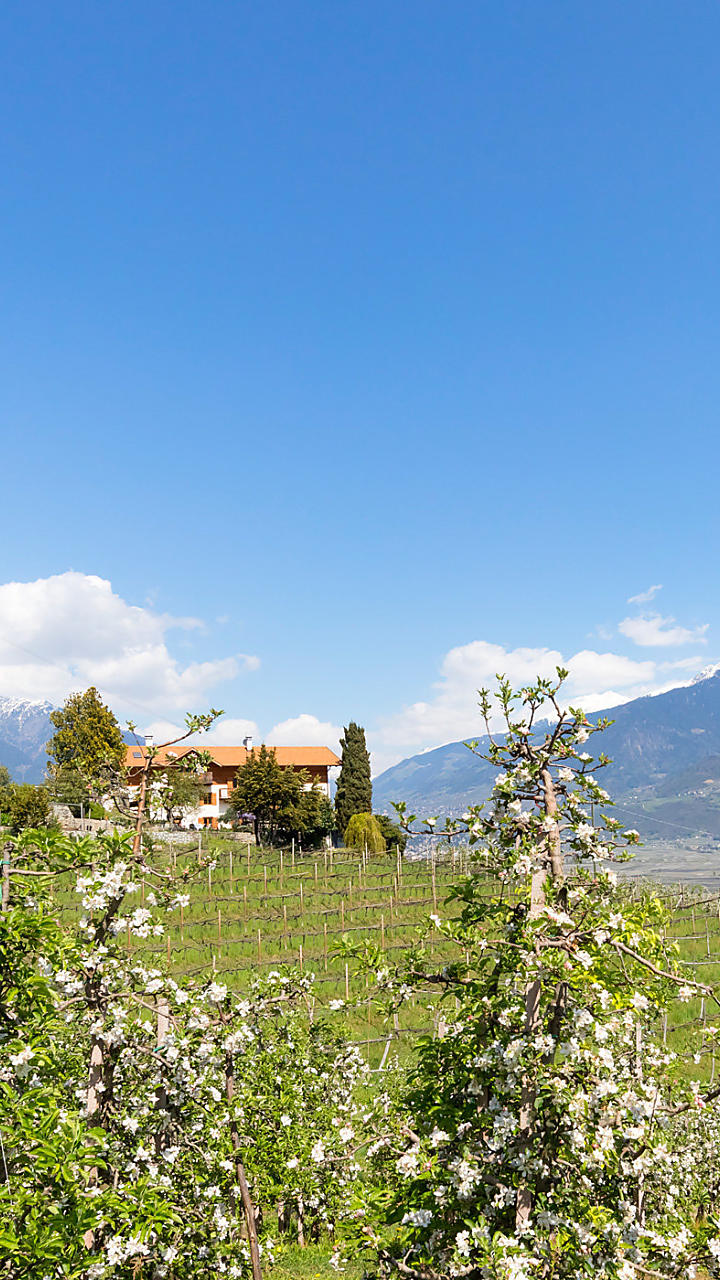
[282,787,335,848]
[229,744,305,845]
[0,764,11,815]
[334,723,371,835]
[46,762,92,812]
[374,813,407,853]
[343,812,386,853]
[4,783,53,834]
[153,766,204,825]
[46,687,125,786]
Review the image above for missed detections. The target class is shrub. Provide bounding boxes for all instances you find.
[375,813,407,853]
[343,812,386,853]
[5,783,53,834]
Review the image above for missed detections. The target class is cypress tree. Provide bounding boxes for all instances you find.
[334,722,372,836]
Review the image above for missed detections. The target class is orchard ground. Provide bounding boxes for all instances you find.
[273,1242,362,1278]
[50,834,720,1081]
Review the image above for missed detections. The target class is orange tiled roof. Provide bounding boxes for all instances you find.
[125,743,340,769]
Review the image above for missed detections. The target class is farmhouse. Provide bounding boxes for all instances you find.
[124,737,341,829]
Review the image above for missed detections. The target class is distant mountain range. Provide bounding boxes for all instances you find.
[0,696,54,782]
[8,666,720,847]
[373,666,720,845]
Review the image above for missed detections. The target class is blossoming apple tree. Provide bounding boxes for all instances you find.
[0,716,369,1278]
[351,672,720,1279]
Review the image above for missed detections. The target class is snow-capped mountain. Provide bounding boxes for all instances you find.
[692,662,720,684]
[0,696,55,782]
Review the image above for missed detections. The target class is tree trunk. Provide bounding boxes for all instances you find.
[1,841,11,913]
[83,1037,105,1248]
[540,766,564,883]
[224,1051,263,1280]
[516,767,563,1233]
[155,998,170,1156]
[132,757,152,857]
[516,977,542,1231]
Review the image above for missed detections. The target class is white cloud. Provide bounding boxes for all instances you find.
[618,613,708,647]
[627,584,663,605]
[0,572,259,716]
[205,716,259,744]
[139,712,340,752]
[372,638,704,771]
[140,716,259,747]
[267,714,342,751]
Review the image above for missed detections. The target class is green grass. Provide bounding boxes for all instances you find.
[48,836,720,1069]
[270,1243,362,1279]
[51,835,472,1060]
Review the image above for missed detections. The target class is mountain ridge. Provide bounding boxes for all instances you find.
[372,669,720,843]
[0,695,55,782]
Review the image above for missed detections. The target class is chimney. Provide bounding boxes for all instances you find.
[145,733,154,748]
[242,735,253,752]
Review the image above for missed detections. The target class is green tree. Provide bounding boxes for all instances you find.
[46,687,125,791]
[0,764,12,812]
[228,745,305,845]
[281,787,335,848]
[334,722,371,835]
[375,812,407,853]
[153,767,205,826]
[5,784,53,834]
[343,811,385,854]
[46,762,92,813]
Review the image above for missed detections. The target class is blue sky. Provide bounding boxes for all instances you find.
[1,2,719,771]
